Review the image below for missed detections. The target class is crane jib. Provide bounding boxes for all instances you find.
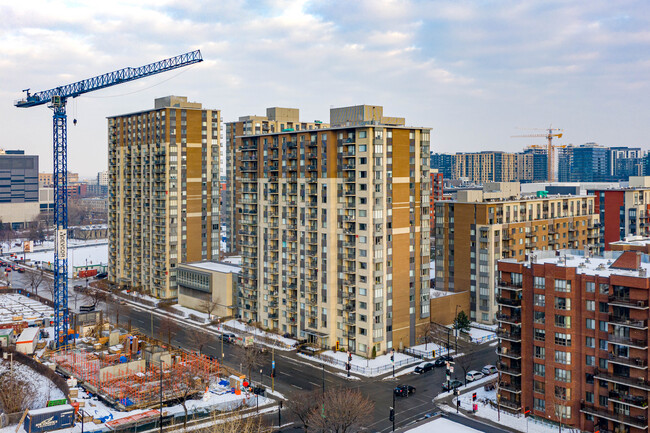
[15,49,202,107]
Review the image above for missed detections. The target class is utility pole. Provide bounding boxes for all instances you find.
[271,346,275,393]
[278,400,282,429]
[391,391,396,431]
[322,363,325,398]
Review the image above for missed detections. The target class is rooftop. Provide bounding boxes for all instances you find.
[500,249,650,279]
[181,260,241,274]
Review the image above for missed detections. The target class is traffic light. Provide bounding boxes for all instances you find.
[389,407,394,422]
[472,392,477,402]
[348,351,352,362]
[390,350,394,363]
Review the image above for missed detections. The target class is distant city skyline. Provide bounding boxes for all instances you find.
[1,0,649,176]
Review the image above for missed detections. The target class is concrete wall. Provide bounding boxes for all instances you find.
[99,359,145,382]
[0,202,40,228]
[429,291,470,326]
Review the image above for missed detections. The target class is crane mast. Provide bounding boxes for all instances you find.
[16,50,203,347]
[513,127,563,182]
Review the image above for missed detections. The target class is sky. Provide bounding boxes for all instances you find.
[1,0,649,177]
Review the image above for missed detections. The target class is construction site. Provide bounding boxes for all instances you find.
[48,312,228,411]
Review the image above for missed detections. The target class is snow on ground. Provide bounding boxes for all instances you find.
[27,244,108,277]
[298,350,419,377]
[471,322,498,331]
[223,320,297,348]
[382,361,430,380]
[435,374,498,400]
[0,359,64,409]
[404,342,455,358]
[406,416,483,433]
[444,386,561,433]
[170,305,210,321]
[467,327,497,344]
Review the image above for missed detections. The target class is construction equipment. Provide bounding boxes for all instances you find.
[513,127,563,182]
[15,50,203,347]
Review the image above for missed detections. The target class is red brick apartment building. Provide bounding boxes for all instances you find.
[497,250,650,433]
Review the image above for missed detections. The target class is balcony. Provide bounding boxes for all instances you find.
[499,382,522,394]
[608,353,648,370]
[608,335,648,349]
[498,363,522,377]
[496,313,521,326]
[496,297,522,308]
[497,280,523,291]
[499,399,521,411]
[594,371,650,391]
[609,296,649,310]
[608,390,649,409]
[497,329,522,342]
[497,346,521,359]
[580,403,648,429]
[609,315,648,330]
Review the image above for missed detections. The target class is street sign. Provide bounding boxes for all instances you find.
[272,361,275,368]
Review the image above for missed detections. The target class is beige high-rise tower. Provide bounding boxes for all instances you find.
[108,96,221,299]
[235,105,431,355]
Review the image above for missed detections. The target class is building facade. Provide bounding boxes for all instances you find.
[434,183,599,323]
[177,261,239,318]
[235,108,431,354]
[223,108,327,254]
[108,96,221,299]
[497,250,650,433]
[0,150,39,229]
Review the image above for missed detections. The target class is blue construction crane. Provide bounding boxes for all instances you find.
[15,50,203,347]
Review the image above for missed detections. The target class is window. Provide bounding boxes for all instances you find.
[599,395,608,407]
[555,315,571,329]
[599,358,608,369]
[534,294,545,307]
[555,333,571,346]
[555,297,571,310]
[599,302,608,313]
[586,281,595,293]
[554,404,571,419]
[586,337,595,348]
[534,311,545,324]
[586,300,595,311]
[533,276,545,289]
[534,363,545,377]
[585,391,594,403]
[534,346,545,359]
[555,351,571,365]
[599,283,609,294]
[555,386,570,401]
[555,368,571,383]
[599,320,608,332]
[586,355,595,366]
[555,279,571,292]
[534,398,545,411]
[534,328,546,341]
[599,339,608,351]
[534,380,545,395]
[586,318,595,330]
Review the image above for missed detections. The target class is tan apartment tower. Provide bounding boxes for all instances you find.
[434,184,600,323]
[223,108,327,253]
[108,96,221,299]
[235,105,431,355]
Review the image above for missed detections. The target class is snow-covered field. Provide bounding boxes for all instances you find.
[0,359,64,409]
[223,320,297,348]
[299,349,419,377]
[28,244,108,277]
[404,342,456,358]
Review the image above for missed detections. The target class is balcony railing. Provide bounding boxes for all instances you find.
[580,403,648,429]
[496,313,522,325]
[497,330,522,342]
[497,279,523,291]
[594,371,650,391]
[608,335,648,349]
[609,315,648,330]
[609,296,649,310]
[497,346,522,359]
[608,390,649,409]
[496,296,522,308]
[608,353,648,369]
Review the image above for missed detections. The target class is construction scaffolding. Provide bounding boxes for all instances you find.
[53,345,220,410]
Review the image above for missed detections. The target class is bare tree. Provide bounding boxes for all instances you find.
[200,297,220,320]
[457,354,472,386]
[84,289,107,310]
[28,269,45,295]
[287,390,322,431]
[176,362,209,430]
[242,344,265,381]
[189,330,213,355]
[306,387,374,433]
[43,279,55,300]
[158,316,178,348]
[0,366,37,413]
[418,322,438,351]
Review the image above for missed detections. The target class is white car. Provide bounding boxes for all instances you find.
[466,370,484,382]
[482,365,498,376]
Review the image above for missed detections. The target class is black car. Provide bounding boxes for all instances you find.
[220,333,236,343]
[442,379,463,391]
[414,362,435,374]
[95,272,108,279]
[433,355,454,367]
[394,385,416,397]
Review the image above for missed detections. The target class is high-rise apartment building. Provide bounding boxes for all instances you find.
[235,105,431,354]
[434,183,599,323]
[108,96,221,299]
[223,108,327,254]
[497,249,650,433]
[558,143,612,182]
[0,150,39,229]
[522,146,549,182]
[610,147,644,181]
[589,177,650,250]
[429,151,536,184]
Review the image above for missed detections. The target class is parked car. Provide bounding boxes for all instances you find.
[442,379,463,391]
[482,365,498,376]
[4,267,10,273]
[17,268,25,273]
[220,333,236,343]
[95,272,108,279]
[414,362,435,374]
[394,384,416,397]
[433,355,454,367]
[466,370,485,382]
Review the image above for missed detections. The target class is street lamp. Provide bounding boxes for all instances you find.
[454,304,461,353]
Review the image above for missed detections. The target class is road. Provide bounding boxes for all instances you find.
[7,262,499,432]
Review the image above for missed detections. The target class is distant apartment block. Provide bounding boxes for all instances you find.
[434,183,599,323]
[223,108,328,254]
[234,105,431,354]
[108,96,221,299]
[0,150,39,229]
[589,177,650,250]
[498,249,650,433]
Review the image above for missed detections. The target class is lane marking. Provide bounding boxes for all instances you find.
[279,372,290,376]
[308,381,321,387]
[291,384,302,389]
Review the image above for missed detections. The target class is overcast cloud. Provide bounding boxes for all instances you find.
[1,0,649,177]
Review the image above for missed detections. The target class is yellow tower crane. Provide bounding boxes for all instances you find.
[513,127,563,182]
